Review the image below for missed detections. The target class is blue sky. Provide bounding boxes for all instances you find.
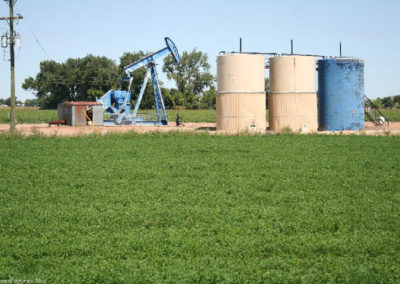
[0,0,399,101]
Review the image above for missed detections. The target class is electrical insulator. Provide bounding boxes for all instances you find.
[14,34,21,47]
[1,35,7,48]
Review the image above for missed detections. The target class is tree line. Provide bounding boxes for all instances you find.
[365,95,400,109]
[0,97,23,106]
[22,49,216,110]
[0,97,39,107]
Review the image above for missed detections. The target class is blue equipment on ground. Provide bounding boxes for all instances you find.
[97,37,180,125]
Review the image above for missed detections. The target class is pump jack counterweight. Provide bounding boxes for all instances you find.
[97,37,180,126]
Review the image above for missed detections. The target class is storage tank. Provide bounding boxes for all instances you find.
[268,56,318,132]
[216,54,266,133]
[317,58,364,131]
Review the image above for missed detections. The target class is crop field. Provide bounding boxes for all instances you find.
[0,133,399,283]
[0,108,59,124]
[369,109,400,122]
[2,107,400,124]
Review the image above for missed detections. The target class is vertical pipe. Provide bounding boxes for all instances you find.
[240,37,242,53]
[340,42,342,57]
[291,39,293,55]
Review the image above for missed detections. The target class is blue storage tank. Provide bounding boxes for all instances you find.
[317,58,364,131]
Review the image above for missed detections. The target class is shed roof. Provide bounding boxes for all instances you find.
[63,101,102,106]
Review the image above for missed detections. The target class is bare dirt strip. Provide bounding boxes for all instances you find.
[0,122,399,137]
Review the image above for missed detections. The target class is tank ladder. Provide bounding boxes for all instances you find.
[364,95,389,126]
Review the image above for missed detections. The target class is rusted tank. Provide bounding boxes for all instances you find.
[268,55,318,132]
[317,58,365,131]
[216,54,266,133]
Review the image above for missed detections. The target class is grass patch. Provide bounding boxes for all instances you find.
[0,108,57,124]
[0,133,399,282]
[139,109,217,123]
[376,109,400,122]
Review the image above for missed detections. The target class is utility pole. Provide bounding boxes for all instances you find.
[1,0,23,134]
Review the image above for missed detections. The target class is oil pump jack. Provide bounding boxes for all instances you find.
[97,37,180,125]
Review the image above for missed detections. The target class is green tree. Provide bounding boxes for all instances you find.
[161,88,174,109]
[163,49,215,109]
[24,98,40,107]
[5,96,17,106]
[394,95,400,104]
[22,55,119,109]
[200,86,216,109]
[382,96,395,108]
[394,95,400,109]
[371,98,383,108]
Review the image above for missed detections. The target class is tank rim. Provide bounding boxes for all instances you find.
[319,57,364,61]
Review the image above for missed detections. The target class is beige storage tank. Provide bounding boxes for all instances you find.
[268,56,318,132]
[217,54,266,133]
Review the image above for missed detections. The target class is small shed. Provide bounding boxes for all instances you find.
[58,101,103,126]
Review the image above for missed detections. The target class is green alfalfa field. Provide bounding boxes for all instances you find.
[0,132,399,283]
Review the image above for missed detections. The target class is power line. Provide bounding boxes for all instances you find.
[13,5,50,60]
[22,19,50,59]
